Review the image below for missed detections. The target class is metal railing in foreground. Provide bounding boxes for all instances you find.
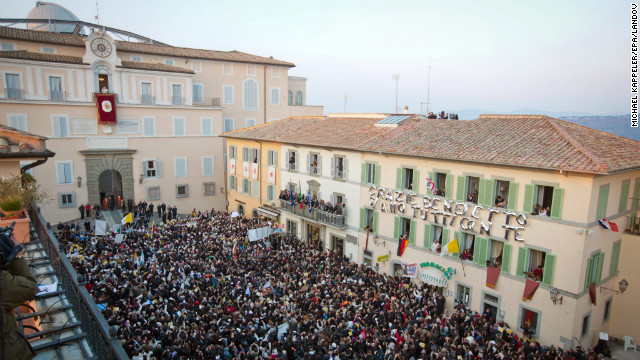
[28,204,129,360]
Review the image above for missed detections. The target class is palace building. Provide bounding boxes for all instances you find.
[222,113,640,349]
[0,2,322,223]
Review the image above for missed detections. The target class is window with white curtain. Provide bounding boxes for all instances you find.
[201,118,212,136]
[8,114,27,131]
[52,115,69,137]
[223,85,234,104]
[172,84,182,105]
[48,76,63,101]
[174,157,187,177]
[56,161,73,184]
[173,117,186,136]
[141,82,152,104]
[142,117,156,136]
[243,79,258,110]
[202,156,214,176]
[5,73,21,99]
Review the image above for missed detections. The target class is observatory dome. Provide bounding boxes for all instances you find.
[26,1,83,34]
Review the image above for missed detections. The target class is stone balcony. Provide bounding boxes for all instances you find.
[278,200,347,229]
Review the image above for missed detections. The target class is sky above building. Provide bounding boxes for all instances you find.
[2,0,630,117]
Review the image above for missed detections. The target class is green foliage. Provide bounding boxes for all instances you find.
[0,174,50,210]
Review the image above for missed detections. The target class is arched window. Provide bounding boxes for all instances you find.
[243,79,258,110]
[296,91,303,106]
[94,65,111,93]
[288,90,293,105]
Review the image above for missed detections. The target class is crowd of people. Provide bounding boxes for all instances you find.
[279,189,344,215]
[54,208,599,360]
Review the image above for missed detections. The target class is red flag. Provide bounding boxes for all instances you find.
[486,267,501,288]
[522,278,540,301]
[95,93,117,123]
[589,283,597,305]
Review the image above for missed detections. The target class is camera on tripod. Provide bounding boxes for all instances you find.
[0,222,23,270]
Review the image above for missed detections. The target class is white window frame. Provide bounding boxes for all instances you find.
[242,178,251,194]
[245,118,256,128]
[223,63,233,75]
[171,83,183,105]
[41,46,56,53]
[242,79,259,111]
[47,75,64,101]
[223,85,234,104]
[58,192,75,208]
[140,81,153,104]
[7,113,28,132]
[130,55,143,61]
[247,65,256,76]
[163,59,175,66]
[1,42,16,51]
[271,67,281,78]
[192,83,204,103]
[174,157,188,178]
[270,87,280,105]
[223,118,235,133]
[201,117,213,136]
[267,184,275,201]
[142,116,156,137]
[51,114,69,138]
[202,156,214,176]
[173,117,186,136]
[55,161,74,185]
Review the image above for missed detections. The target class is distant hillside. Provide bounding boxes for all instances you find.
[557,115,639,141]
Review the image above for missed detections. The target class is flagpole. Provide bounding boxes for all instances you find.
[460,256,466,277]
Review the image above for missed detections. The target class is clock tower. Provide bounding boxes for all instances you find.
[83,30,121,93]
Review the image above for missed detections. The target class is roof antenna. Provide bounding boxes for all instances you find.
[95,0,100,25]
[392,74,400,113]
[426,57,431,115]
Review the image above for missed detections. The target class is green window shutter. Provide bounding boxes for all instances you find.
[584,257,594,291]
[423,224,433,249]
[442,228,450,246]
[542,253,556,287]
[610,242,621,276]
[456,176,467,202]
[253,180,259,197]
[633,179,640,210]
[478,179,487,206]
[523,184,535,213]
[361,163,367,184]
[507,182,519,211]
[409,220,417,245]
[516,247,528,278]
[479,179,493,206]
[156,160,162,177]
[445,174,453,199]
[550,187,564,219]
[596,252,605,285]
[501,243,512,274]
[359,208,366,229]
[372,212,379,233]
[427,171,435,196]
[619,180,630,213]
[374,165,381,187]
[453,231,462,258]
[487,180,496,207]
[478,237,488,267]
[142,160,148,177]
[597,185,610,219]
[396,168,403,190]
[412,170,420,194]
[393,217,401,240]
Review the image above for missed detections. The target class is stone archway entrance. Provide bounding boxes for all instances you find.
[81,150,136,208]
[98,170,123,200]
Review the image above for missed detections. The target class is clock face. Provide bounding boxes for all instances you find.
[90,38,112,58]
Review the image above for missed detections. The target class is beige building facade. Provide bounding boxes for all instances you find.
[223,113,640,349]
[0,5,322,223]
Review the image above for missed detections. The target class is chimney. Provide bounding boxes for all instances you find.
[403,105,409,114]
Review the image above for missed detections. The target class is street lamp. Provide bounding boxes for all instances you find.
[549,287,563,305]
[600,279,629,294]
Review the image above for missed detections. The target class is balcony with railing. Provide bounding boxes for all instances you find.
[5,87,24,99]
[141,94,154,104]
[49,90,66,102]
[171,95,184,105]
[279,200,347,228]
[193,97,221,106]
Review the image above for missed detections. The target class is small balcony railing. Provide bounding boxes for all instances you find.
[625,215,640,234]
[5,87,23,99]
[278,200,347,228]
[141,94,154,104]
[172,96,184,105]
[49,90,66,102]
[193,97,221,106]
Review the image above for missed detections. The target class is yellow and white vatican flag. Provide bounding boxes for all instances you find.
[440,238,460,257]
[121,213,133,224]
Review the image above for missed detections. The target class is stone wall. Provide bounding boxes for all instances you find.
[81,150,136,206]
